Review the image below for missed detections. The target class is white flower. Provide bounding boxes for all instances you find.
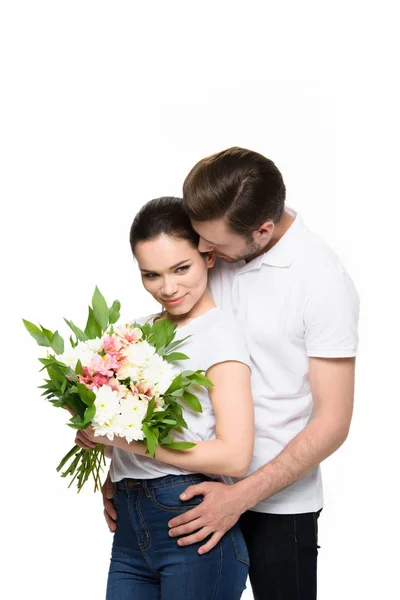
[142,353,178,395]
[117,362,142,382]
[85,337,104,353]
[92,385,121,427]
[93,414,120,441]
[57,341,97,369]
[113,393,148,443]
[122,339,156,364]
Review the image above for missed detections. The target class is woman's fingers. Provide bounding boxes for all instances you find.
[75,430,96,449]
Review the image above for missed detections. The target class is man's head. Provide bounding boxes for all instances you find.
[183,147,286,262]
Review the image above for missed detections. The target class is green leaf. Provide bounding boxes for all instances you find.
[83,404,96,424]
[50,331,64,355]
[186,371,214,388]
[162,442,196,450]
[144,397,156,421]
[163,352,189,362]
[40,325,54,342]
[108,300,121,325]
[75,359,83,376]
[47,365,65,389]
[65,367,78,382]
[84,306,102,339]
[64,318,88,341]
[168,389,185,397]
[86,389,96,404]
[77,383,95,406]
[160,434,175,445]
[164,374,183,395]
[165,335,191,353]
[69,335,77,348]
[142,423,158,457]
[23,319,51,347]
[148,319,176,352]
[182,391,203,413]
[160,419,177,425]
[92,286,109,332]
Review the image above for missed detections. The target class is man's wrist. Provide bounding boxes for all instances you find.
[232,478,256,513]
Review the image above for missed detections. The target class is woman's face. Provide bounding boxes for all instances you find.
[134,234,214,318]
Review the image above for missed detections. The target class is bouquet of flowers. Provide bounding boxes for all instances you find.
[24,287,212,492]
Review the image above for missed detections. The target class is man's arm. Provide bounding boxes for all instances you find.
[168,356,355,554]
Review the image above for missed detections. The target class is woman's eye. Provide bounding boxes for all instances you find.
[175,265,189,273]
[143,273,158,279]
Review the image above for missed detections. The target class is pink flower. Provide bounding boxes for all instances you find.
[103,335,124,354]
[120,326,142,343]
[79,367,109,390]
[133,382,155,398]
[90,353,120,376]
[108,377,120,392]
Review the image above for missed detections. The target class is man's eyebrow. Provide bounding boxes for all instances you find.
[140,259,192,273]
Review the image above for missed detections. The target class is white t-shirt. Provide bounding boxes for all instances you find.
[110,306,250,482]
[209,208,360,514]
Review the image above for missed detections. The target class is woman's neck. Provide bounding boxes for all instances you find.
[163,291,216,327]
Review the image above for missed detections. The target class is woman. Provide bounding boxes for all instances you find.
[76,197,254,599]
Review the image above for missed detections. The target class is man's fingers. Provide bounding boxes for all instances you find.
[198,531,224,555]
[168,505,203,529]
[177,526,213,547]
[169,517,204,538]
[104,498,117,521]
[102,477,114,500]
[104,509,117,532]
[179,482,210,501]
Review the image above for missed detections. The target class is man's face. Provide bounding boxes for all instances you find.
[191,218,262,263]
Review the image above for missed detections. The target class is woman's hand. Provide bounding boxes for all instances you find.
[75,425,112,449]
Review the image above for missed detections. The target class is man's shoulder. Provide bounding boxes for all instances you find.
[295,228,350,278]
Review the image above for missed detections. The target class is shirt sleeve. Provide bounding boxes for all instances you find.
[304,269,360,358]
[204,318,252,371]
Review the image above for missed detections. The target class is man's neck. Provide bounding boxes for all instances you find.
[245,209,296,263]
[267,209,296,251]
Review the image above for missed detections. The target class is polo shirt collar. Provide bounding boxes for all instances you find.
[252,208,304,268]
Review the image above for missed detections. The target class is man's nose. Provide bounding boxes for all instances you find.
[198,238,214,253]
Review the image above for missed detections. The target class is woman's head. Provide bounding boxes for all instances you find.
[130,197,215,320]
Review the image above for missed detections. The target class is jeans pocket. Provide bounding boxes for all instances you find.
[150,478,206,512]
[229,524,250,566]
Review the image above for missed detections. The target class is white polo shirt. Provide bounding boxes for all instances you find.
[209,208,360,514]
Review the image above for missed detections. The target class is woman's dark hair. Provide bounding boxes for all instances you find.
[129,196,199,254]
[183,146,286,238]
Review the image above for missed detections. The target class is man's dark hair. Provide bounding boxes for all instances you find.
[129,196,199,254]
[183,147,286,237]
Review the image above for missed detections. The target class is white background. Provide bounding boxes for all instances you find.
[1,1,398,599]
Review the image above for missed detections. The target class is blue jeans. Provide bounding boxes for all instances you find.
[106,473,249,599]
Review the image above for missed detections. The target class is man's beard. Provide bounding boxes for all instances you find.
[217,239,262,263]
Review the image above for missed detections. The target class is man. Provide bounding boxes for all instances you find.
[103,147,359,600]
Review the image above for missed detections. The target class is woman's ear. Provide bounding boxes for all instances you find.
[206,252,216,269]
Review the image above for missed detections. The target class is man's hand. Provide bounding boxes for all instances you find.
[168,481,246,554]
[102,472,117,532]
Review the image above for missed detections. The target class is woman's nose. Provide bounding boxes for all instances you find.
[161,278,178,297]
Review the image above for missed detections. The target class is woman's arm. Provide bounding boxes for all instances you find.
[112,361,254,477]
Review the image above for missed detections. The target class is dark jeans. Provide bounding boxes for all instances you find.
[239,509,321,600]
[106,473,249,599]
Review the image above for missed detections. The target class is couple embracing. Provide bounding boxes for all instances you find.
[77,147,359,600]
